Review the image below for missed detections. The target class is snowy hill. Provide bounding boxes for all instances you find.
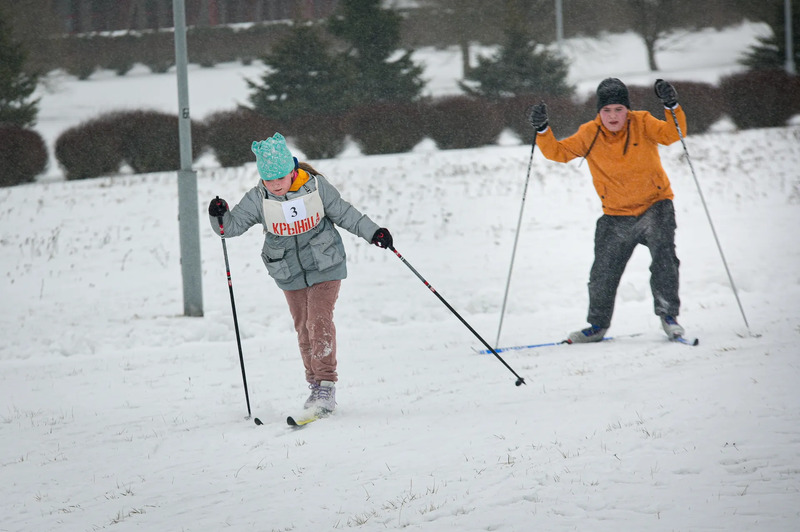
[2,20,799,532]
[3,124,799,531]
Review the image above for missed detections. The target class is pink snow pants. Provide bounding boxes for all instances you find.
[283,280,341,384]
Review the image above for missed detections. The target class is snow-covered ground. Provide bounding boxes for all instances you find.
[2,21,799,532]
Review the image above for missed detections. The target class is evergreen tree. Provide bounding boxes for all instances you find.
[460,28,573,100]
[327,0,424,104]
[739,0,800,71]
[247,24,356,122]
[0,10,39,127]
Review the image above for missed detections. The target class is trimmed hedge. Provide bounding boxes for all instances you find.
[0,125,48,187]
[205,108,283,168]
[626,82,723,134]
[62,35,101,80]
[55,116,124,180]
[97,33,139,76]
[345,101,427,155]
[137,30,176,74]
[188,26,234,68]
[666,82,725,134]
[115,110,206,174]
[500,94,591,143]
[720,70,800,130]
[39,24,293,79]
[284,113,347,160]
[424,96,504,150]
[55,110,205,179]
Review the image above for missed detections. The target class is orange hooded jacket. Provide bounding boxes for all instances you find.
[536,106,687,216]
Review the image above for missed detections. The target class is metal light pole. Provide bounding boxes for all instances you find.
[555,0,564,46]
[173,0,204,316]
[786,0,796,75]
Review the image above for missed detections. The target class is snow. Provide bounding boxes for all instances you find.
[3,21,799,531]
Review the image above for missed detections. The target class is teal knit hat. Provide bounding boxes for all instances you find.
[252,133,295,181]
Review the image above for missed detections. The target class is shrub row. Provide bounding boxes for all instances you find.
[0,125,47,187]
[1,69,790,187]
[55,111,206,180]
[720,70,800,129]
[218,82,727,162]
[251,71,797,162]
[28,24,291,80]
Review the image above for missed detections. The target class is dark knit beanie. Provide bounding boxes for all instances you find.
[596,77,630,112]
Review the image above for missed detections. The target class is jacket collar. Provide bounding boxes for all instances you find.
[289,169,310,192]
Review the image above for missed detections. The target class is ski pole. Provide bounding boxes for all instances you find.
[389,246,526,387]
[668,109,750,332]
[495,135,537,348]
[216,212,253,418]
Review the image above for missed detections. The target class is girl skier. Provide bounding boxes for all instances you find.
[208,132,392,414]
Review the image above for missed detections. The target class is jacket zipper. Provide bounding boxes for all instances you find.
[266,181,314,288]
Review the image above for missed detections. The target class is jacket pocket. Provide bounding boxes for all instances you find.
[261,246,291,281]
[649,173,665,192]
[309,229,344,272]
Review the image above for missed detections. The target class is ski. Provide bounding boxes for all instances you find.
[671,335,699,346]
[287,414,322,427]
[477,333,643,354]
[252,413,326,427]
[286,406,330,427]
[252,406,332,427]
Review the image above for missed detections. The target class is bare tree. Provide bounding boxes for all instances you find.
[626,0,673,71]
[412,0,503,77]
[413,0,552,78]
[626,0,740,71]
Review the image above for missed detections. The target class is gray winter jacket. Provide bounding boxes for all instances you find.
[210,172,380,291]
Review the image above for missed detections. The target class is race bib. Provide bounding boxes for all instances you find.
[263,188,325,236]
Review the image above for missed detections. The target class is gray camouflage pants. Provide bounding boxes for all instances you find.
[586,199,680,328]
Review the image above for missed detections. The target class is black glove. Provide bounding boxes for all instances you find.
[208,196,229,217]
[527,102,548,132]
[654,79,678,108]
[371,228,393,249]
